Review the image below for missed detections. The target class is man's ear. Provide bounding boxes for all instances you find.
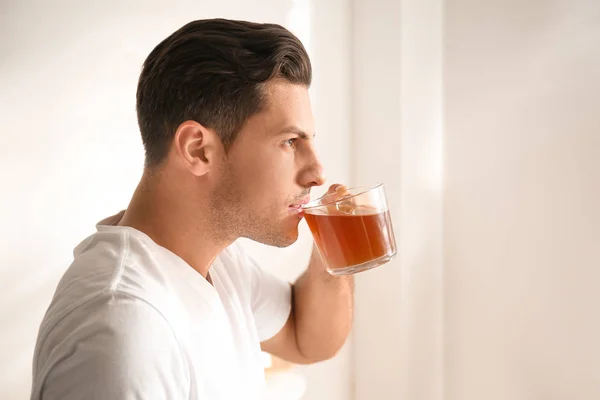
[172,120,223,176]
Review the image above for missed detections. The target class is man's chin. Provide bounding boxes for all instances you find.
[267,227,299,248]
[278,234,299,248]
[265,226,300,248]
[244,215,302,247]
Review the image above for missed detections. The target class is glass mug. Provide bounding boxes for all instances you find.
[302,183,397,275]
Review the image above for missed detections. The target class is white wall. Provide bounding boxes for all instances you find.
[352,0,600,399]
[0,1,352,399]
[352,0,443,398]
[444,0,600,399]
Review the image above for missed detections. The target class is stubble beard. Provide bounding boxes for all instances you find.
[210,180,297,248]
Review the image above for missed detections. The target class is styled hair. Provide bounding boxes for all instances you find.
[136,18,312,167]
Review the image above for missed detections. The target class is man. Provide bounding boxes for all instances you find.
[31,18,353,399]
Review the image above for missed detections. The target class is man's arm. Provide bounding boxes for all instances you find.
[260,246,354,364]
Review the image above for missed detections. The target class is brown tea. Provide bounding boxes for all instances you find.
[304,209,396,270]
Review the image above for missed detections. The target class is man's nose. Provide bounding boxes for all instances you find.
[299,154,326,188]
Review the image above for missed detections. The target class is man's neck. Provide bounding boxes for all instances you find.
[118,173,232,279]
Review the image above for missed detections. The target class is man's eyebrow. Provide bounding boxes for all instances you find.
[278,126,315,139]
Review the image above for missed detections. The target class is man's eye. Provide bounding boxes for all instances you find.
[284,138,297,148]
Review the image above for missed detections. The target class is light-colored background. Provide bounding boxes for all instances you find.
[1,0,599,399]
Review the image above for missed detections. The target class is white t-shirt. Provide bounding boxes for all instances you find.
[31,212,292,400]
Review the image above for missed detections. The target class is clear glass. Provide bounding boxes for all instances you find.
[302,183,397,275]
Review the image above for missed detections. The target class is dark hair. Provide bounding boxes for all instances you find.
[136,18,312,167]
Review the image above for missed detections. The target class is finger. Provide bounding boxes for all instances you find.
[327,183,345,195]
[321,184,352,214]
[335,185,350,196]
[322,184,349,203]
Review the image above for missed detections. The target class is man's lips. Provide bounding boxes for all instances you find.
[288,197,311,212]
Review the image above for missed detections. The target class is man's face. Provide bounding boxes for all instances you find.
[212,80,325,247]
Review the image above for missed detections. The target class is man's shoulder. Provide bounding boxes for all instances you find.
[40,228,191,347]
[61,227,178,297]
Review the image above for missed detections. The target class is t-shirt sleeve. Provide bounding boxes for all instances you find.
[35,294,189,400]
[239,248,292,342]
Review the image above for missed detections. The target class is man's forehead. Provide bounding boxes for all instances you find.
[257,81,315,133]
